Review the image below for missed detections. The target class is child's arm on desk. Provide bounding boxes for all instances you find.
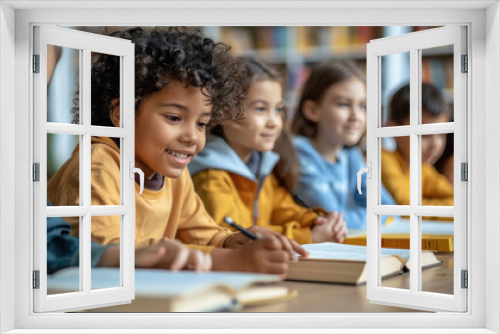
[97,239,211,272]
[311,211,348,243]
[224,225,309,260]
[211,235,290,278]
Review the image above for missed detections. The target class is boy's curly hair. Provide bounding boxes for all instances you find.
[72,27,248,127]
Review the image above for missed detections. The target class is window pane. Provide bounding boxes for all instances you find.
[381,136,410,205]
[420,134,454,207]
[47,133,80,206]
[91,215,121,290]
[420,45,454,125]
[381,51,410,127]
[91,52,121,127]
[47,45,80,125]
[380,215,409,290]
[47,216,80,295]
[90,136,121,206]
[420,216,454,295]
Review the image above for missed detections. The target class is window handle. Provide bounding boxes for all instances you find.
[357,162,372,195]
[130,162,144,195]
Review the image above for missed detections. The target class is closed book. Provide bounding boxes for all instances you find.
[344,218,454,252]
[344,234,454,252]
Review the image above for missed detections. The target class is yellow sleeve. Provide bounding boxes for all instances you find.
[192,170,254,230]
[381,150,411,205]
[269,176,317,244]
[87,145,123,245]
[421,163,454,206]
[184,244,215,253]
[175,169,232,248]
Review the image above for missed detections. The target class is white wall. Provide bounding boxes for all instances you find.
[485,2,500,333]
[0,1,16,333]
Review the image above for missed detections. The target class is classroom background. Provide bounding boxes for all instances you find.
[46,25,453,179]
[44,25,456,313]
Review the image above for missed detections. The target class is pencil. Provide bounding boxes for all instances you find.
[223,217,259,240]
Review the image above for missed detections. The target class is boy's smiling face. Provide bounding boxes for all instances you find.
[133,81,212,179]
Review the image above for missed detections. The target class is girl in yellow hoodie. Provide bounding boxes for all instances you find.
[189,57,348,245]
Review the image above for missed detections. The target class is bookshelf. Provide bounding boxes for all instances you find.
[72,25,454,121]
[202,26,453,121]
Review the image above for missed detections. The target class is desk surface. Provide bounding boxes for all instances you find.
[82,253,453,313]
[243,253,454,313]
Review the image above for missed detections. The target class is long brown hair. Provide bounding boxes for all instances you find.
[291,61,366,139]
[212,56,300,192]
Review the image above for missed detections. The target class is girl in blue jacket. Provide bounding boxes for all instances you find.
[291,62,395,230]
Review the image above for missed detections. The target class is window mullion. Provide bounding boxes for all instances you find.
[409,47,421,295]
[81,47,92,294]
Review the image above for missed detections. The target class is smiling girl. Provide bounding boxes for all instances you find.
[48,28,296,275]
[189,57,348,245]
[291,61,395,230]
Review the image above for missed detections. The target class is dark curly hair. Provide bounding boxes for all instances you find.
[71,27,248,128]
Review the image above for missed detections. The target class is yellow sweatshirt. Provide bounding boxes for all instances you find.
[381,149,454,208]
[47,137,232,251]
[189,136,321,245]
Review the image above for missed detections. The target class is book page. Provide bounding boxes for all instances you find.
[301,243,411,262]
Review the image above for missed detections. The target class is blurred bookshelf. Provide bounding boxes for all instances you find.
[202,26,453,120]
[73,25,454,121]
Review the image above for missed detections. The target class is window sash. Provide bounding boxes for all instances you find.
[32,25,136,313]
[366,25,468,312]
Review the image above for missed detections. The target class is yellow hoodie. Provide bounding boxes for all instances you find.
[189,136,322,245]
[48,137,232,251]
[381,149,454,221]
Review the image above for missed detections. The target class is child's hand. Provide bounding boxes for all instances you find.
[311,211,348,243]
[224,225,309,261]
[98,240,212,272]
[151,239,212,272]
[213,235,289,278]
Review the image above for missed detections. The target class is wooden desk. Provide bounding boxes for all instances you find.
[242,253,453,313]
[80,253,453,313]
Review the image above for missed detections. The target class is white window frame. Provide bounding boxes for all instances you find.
[33,25,137,313]
[366,26,467,312]
[1,1,499,333]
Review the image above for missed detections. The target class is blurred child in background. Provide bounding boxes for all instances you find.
[291,61,395,230]
[382,83,453,207]
[189,56,348,245]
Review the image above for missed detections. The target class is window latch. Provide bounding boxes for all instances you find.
[130,162,144,195]
[357,162,372,195]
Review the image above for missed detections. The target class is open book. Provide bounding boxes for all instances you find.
[287,243,442,285]
[48,268,296,312]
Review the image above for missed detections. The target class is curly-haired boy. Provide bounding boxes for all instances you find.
[48,27,302,274]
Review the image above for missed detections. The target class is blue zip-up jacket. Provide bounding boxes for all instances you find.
[292,136,396,229]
